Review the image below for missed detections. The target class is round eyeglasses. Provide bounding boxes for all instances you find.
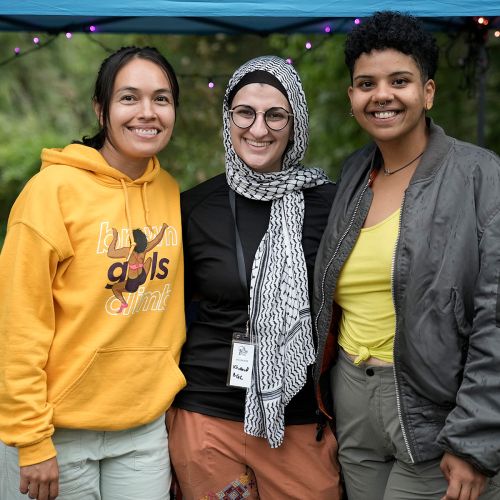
[229,105,293,131]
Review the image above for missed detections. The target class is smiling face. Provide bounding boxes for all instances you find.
[229,83,292,173]
[348,49,435,149]
[97,57,176,178]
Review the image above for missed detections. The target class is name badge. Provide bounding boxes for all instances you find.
[227,338,255,389]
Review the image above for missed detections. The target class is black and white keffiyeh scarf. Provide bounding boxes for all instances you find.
[223,55,330,448]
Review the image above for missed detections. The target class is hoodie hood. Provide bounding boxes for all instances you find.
[41,143,161,250]
[40,143,161,186]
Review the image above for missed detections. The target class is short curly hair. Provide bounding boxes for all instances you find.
[345,11,439,83]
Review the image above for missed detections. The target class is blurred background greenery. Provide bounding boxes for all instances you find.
[0,30,499,245]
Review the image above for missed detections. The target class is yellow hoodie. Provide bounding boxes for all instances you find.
[0,144,186,466]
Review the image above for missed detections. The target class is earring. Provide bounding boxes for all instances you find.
[349,108,354,117]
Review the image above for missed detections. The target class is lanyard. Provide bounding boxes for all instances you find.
[228,189,248,296]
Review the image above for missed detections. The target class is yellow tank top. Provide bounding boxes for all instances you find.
[335,209,400,364]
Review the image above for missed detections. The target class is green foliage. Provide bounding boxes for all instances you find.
[0,29,499,246]
[270,33,367,179]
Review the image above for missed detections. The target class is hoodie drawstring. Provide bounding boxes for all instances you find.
[120,178,137,261]
[120,178,154,261]
[142,182,152,228]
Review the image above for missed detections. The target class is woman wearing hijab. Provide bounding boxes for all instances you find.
[167,56,341,499]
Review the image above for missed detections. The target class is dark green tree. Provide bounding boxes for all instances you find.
[0,28,498,245]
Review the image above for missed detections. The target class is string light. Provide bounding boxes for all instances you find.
[1,34,58,67]
[475,17,490,26]
[2,20,498,76]
[208,80,215,89]
[0,19,337,70]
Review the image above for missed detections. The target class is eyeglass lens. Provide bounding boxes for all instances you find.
[230,105,291,131]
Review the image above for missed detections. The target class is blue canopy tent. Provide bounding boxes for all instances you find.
[0,0,499,35]
[0,1,499,144]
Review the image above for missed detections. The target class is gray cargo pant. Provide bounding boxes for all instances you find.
[331,349,500,500]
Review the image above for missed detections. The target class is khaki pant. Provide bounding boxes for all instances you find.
[0,416,170,500]
[167,407,341,500]
[331,349,500,500]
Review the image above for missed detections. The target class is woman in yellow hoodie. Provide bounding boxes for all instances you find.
[0,46,186,500]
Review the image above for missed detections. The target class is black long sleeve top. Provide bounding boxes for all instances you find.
[174,173,336,424]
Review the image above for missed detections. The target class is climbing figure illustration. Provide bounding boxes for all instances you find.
[108,223,168,313]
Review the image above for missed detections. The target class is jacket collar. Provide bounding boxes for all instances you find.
[410,118,453,183]
[362,119,454,184]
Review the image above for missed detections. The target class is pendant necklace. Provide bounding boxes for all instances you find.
[383,151,424,176]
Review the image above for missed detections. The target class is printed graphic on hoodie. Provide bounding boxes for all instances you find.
[104,223,172,315]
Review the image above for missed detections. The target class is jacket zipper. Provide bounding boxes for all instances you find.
[391,192,414,463]
[314,179,371,360]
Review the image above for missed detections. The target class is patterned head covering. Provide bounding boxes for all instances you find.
[223,56,331,448]
[224,55,325,196]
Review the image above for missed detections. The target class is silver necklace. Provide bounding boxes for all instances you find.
[383,151,424,176]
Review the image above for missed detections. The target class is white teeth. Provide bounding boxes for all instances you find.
[246,139,271,147]
[374,111,397,119]
[132,128,158,136]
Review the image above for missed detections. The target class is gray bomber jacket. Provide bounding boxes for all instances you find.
[313,120,500,476]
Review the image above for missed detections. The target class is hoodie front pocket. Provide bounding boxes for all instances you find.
[52,347,186,430]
